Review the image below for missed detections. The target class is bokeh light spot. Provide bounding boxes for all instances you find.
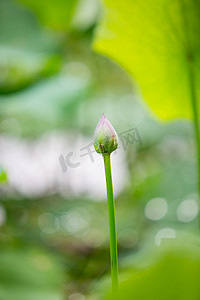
[155,228,176,246]
[145,197,168,221]
[176,199,198,223]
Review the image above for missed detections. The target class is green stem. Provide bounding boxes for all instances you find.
[103,153,118,297]
[188,59,200,230]
[182,0,200,230]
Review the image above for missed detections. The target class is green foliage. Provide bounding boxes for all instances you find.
[0,73,90,136]
[0,0,61,94]
[105,238,200,300]
[18,0,78,30]
[0,248,65,300]
[93,0,200,120]
[1,0,200,299]
[0,167,7,183]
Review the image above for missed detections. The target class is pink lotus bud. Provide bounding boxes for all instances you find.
[94,113,118,154]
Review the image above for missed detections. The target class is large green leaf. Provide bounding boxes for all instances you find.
[93,0,200,120]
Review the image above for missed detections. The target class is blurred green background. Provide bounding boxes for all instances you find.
[0,0,200,299]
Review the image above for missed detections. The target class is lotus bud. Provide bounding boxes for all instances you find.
[94,113,118,154]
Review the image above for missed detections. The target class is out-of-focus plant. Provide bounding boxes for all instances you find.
[94,113,119,298]
[93,0,200,228]
[105,235,200,300]
[0,167,7,183]
[0,247,65,300]
[18,0,78,31]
